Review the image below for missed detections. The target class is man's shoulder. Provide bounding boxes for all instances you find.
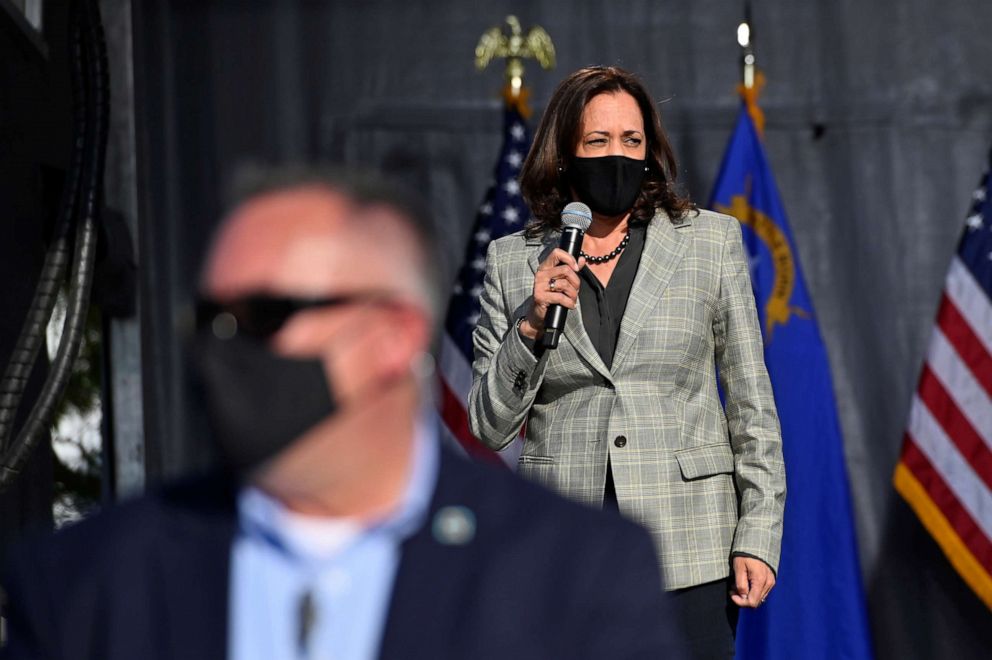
[4,473,236,579]
[2,475,237,659]
[382,447,676,659]
[436,447,654,554]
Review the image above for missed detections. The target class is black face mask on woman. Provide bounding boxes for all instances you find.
[191,330,337,476]
[569,155,647,217]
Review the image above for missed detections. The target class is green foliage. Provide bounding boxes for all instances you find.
[50,303,103,525]
[57,305,102,417]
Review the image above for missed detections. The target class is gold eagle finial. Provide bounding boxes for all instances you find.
[475,15,556,107]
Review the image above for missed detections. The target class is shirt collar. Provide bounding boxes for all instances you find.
[237,415,440,561]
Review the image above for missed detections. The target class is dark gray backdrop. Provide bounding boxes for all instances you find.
[123,1,992,657]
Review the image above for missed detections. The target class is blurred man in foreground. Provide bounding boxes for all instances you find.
[2,168,684,660]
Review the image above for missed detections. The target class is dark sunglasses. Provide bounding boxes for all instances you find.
[196,292,396,340]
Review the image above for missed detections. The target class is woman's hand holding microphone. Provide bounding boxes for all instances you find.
[518,249,586,341]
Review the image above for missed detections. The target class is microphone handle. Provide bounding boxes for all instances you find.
[541,226,584,349]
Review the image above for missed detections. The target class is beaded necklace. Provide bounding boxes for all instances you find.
[580,231,630,265]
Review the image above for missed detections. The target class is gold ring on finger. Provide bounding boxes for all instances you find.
[549,278,557,292]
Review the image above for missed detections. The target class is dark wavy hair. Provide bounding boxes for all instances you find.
[520,66,694,237]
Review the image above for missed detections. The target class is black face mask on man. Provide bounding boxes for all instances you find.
[191,330,337,476]
[569,155,647,217]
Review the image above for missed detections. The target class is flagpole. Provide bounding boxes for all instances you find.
[738,0,755,89]
[439,19,556,465]
[712,15,877,655]
[736,1,765,135]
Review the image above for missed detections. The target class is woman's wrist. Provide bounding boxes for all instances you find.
[517,316,542,341]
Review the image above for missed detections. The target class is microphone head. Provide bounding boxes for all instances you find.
[561,202,592,232]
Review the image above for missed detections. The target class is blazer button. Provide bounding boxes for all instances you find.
[614,435,627,448]
[513,371,526,390]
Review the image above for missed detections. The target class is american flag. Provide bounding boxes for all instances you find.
[438,105,531,465]
[894,145,992,610]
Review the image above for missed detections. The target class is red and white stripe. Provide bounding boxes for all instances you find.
[438,333,521,467]
[897,255,992,603]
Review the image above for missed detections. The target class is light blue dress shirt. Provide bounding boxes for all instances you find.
[228,422,439,660]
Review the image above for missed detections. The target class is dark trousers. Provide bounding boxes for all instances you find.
[604,461,739,659]
[669,578,739,659]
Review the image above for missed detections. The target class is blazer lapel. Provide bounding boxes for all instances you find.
[611,212,692,372]
[377,450,480,659]
[527,234,612,381]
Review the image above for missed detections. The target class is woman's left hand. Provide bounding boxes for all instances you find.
[730,556,776,608]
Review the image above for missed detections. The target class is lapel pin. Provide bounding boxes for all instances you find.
[432,506,476,546]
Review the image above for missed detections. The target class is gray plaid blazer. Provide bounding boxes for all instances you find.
[468,208,785,590]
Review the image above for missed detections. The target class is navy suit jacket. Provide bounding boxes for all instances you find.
[2,447,685,659]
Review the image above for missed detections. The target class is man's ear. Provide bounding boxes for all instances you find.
[376,306,432,381]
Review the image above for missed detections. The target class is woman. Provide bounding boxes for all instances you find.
[468,66,785,657]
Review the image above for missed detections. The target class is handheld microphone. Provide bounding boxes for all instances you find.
[541,202,592,349]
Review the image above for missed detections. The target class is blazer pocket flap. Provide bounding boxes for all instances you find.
[675,444,734,480]
[518,454,554,465]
